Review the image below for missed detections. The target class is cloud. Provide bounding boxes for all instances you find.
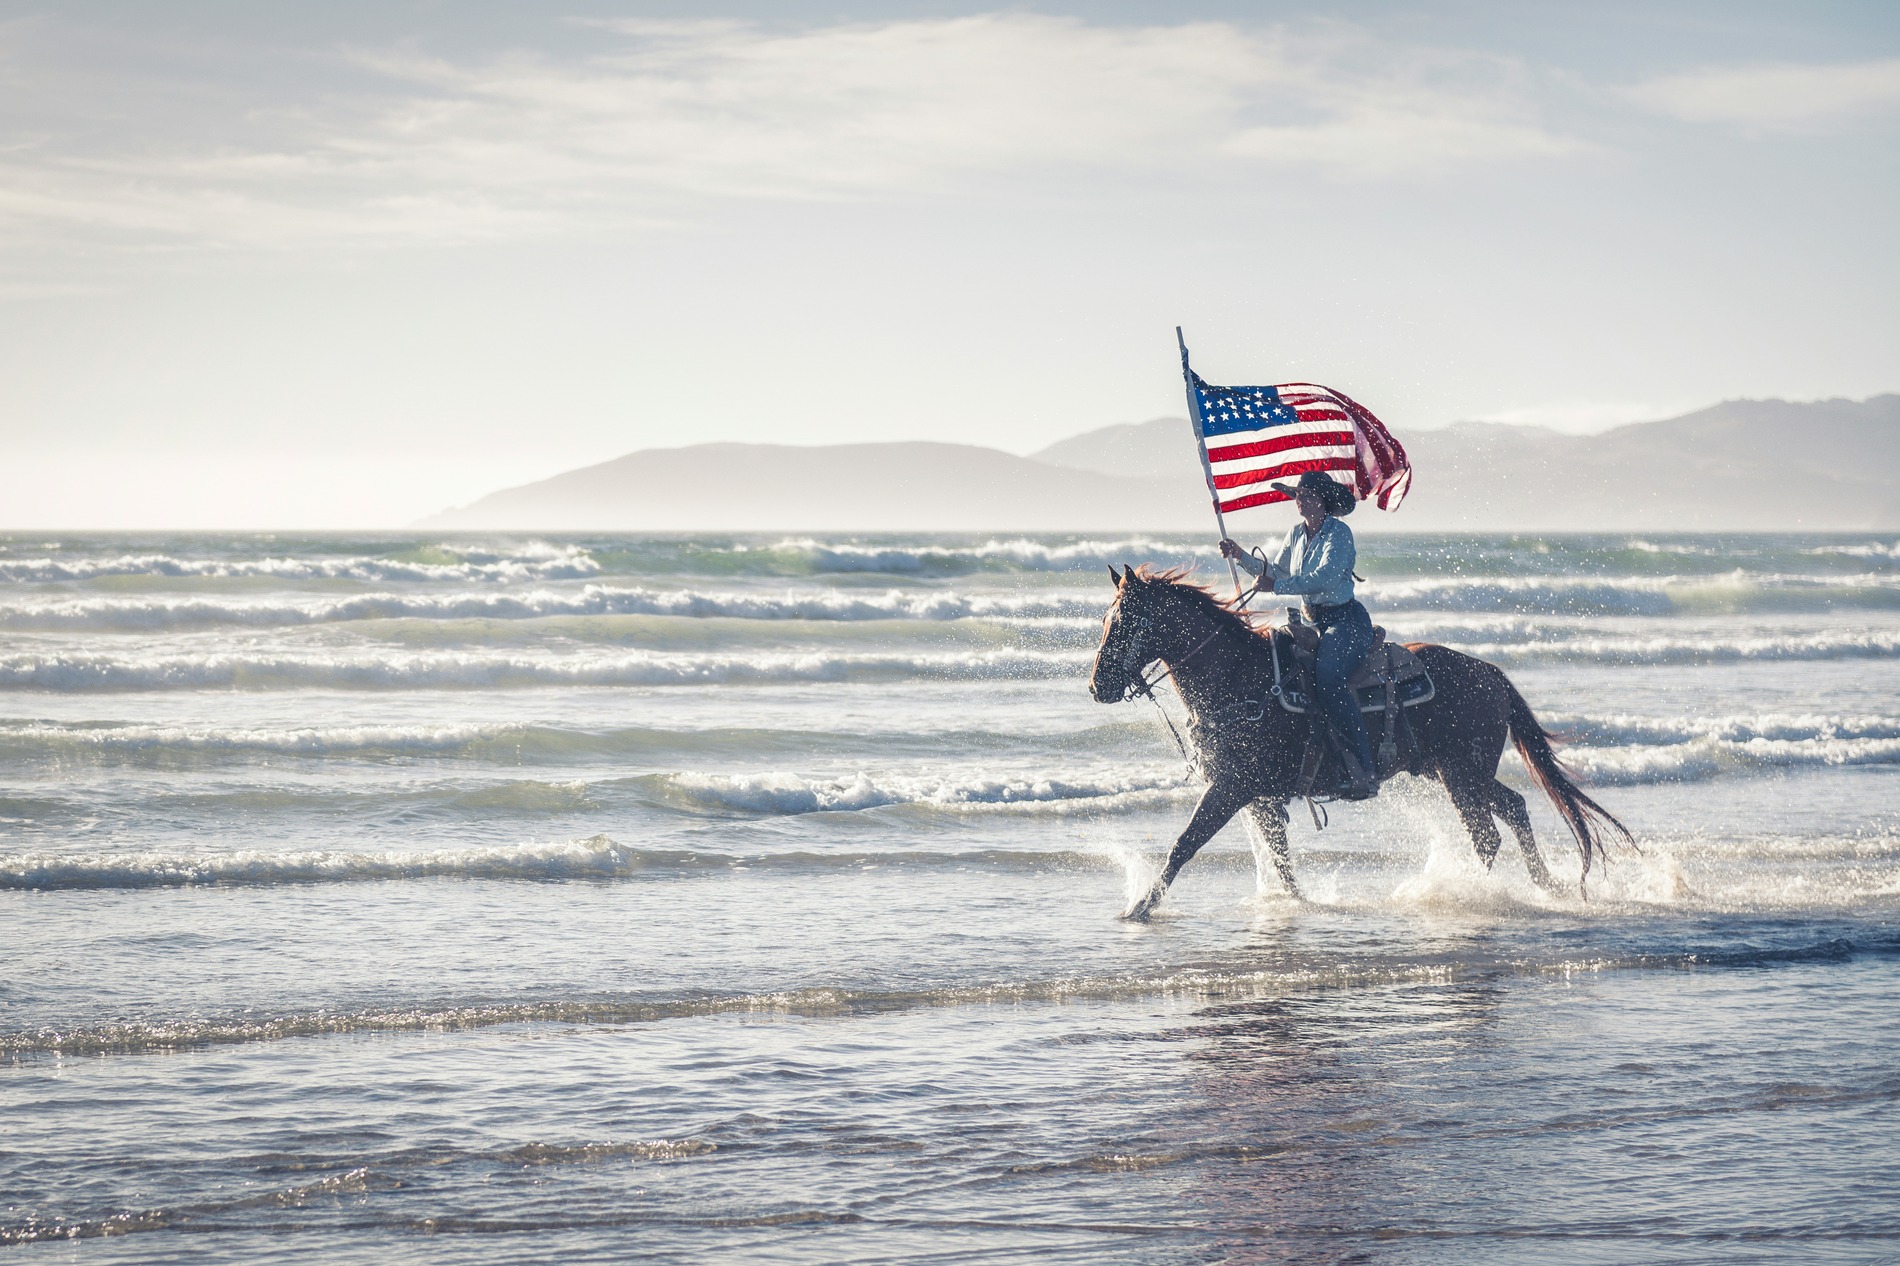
[1627,57,1900,129]
[358,17,1577,194]
[0,15,1580,249]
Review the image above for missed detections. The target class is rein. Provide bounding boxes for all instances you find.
[1127,625,1223,700]
[1232,545,1273,612]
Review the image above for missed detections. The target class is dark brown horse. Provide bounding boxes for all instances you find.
[1091,565,1631,919]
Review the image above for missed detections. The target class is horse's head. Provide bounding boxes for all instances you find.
[1090,564,1162,703]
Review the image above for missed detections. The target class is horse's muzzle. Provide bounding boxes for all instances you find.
[1088,666,1141,704]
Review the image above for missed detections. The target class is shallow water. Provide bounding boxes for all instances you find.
[1,531,1896,1262]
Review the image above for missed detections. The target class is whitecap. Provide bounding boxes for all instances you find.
[0,543,599,585]
[755,536,1194,574]
[1566,735,1900,784]
[0,647,1091,691]
[0,585,1107,631]
[658,768,1194,816]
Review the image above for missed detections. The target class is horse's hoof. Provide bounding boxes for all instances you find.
[1120,888,1163,921]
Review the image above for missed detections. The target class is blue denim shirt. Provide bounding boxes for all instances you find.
[1234,516,1357,613]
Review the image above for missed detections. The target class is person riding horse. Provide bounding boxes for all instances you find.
[1218,469,1378,799]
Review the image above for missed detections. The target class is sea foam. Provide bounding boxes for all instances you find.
[0,647,1090,691]
[655,768,1193,816]
[6,624,1894,691]
[1367,572,1900,616]
[1566,735,1900,784]
[755,536,1191,575]
[0,836,1128,892]
[0,543,600,585]
[0,834,657,890]
[0,585,1106,631]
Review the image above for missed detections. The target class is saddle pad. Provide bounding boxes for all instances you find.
[1348,642,1428,691]
[1269,634,1436,715]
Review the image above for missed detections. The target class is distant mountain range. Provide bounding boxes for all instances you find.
[419,394,1900,532]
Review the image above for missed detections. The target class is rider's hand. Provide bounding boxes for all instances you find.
[1218,538,1243,560]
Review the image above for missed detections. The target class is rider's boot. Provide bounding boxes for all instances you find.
[1338,747,1378,800]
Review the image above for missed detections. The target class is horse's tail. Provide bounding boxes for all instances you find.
[1504,680,1634,884]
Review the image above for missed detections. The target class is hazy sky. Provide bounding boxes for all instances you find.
[3,0,1896,526]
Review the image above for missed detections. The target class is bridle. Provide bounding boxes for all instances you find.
[1105,591,1233,778]
[1108,595,1220,703]
[1124,623,1224,703]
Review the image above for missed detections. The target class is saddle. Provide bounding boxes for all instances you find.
[1268,609,1435,800]
[1268,611,1435,716]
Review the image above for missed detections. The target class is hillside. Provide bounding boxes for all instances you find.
[418,440,1206,531]
[421,395,1900,531]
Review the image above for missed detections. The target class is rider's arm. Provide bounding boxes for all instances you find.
[1232,549,1266,578]
[1270,520,1355,598]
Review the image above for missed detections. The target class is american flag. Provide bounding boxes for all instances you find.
[1189,374,1412,515]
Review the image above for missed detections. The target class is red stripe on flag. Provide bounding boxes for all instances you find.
[1205,431,1355,464]
[1293,407,1349,422]
[1210,455,1356,492]
[1219,489,1291,512]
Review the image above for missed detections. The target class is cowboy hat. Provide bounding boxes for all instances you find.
[1270,470,1357,516]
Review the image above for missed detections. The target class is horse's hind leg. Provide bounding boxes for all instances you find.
[1445,779,1504,870]
[1489,778,1561,893]
[1245,798,1300,898]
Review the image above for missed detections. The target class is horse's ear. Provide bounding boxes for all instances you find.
[1106,564,1122,586]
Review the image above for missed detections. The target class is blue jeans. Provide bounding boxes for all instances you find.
[1312,600,1376,776]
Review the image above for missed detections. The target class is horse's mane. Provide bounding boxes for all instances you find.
[1129,565,1272,642]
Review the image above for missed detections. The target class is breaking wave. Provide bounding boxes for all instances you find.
[730,536,1193,576]
[4,711,1886,789]
[652,768,1192,816]
[0,834,662,890]
[1566,737,1900,784]
[0,836,1129,892]
[1807,540,1900,562]
[1367,572,1900,616]
[0,648,1089,691]
[0,585,1105,631]
[1552,711,1900,747]
[0,720,543,757]
[0,718,1151,764]
[1549,711,1900,784]
[1452,628,1900,665]
[0,543,599,585]
[14,575,1893,633]
[8,623,1894,689]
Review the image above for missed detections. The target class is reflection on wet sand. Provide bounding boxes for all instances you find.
[1160,977,1505,1263]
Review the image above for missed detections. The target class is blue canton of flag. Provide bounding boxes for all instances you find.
[1191,375,1302,437]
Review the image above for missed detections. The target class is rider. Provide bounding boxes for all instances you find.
[1219,470,1379,798]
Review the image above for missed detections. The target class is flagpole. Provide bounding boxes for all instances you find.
[1177,327,1243,595]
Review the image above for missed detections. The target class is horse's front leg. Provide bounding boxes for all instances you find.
[1122,779,1251,921]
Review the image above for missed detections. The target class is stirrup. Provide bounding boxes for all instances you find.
[1338,749,1378,800]
[1339,777,1379,801]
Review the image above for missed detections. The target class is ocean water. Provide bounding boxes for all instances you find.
[1,530,1896,1263]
